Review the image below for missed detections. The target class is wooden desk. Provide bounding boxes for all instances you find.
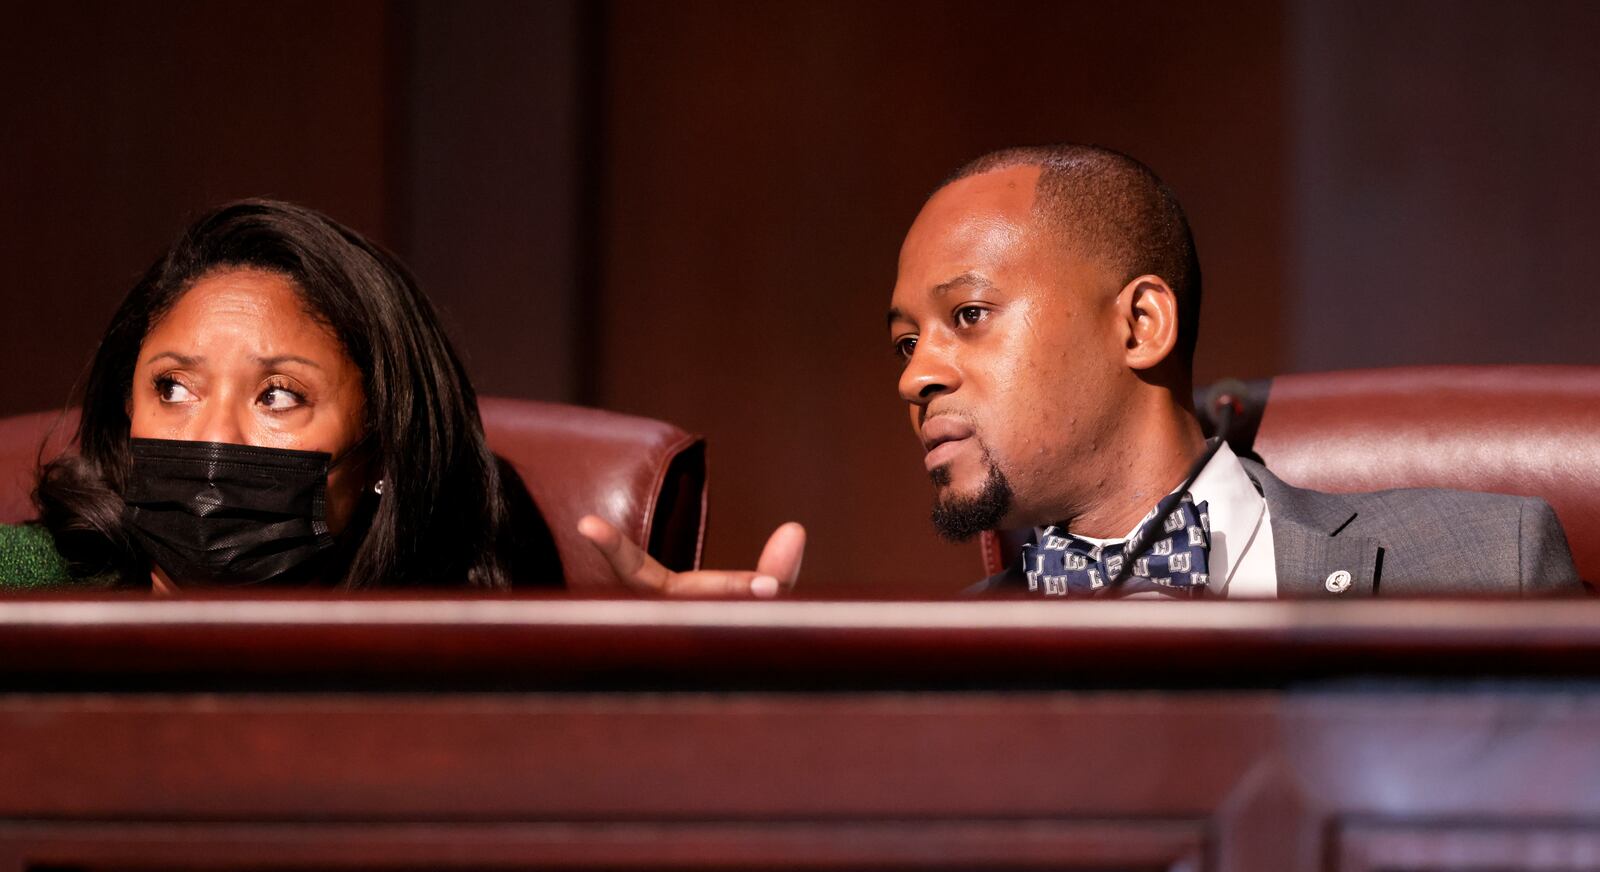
[1,597,1598,870]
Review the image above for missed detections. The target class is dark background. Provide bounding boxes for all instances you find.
[3,1,1596,591]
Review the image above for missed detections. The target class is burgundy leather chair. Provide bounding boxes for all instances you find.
[0,399,706,589]
[980,366,1600,586]
[478,398,705,589]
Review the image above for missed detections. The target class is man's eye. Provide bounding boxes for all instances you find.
[893,336,918,359]
[956,306,988,327]
[154,376,195,403]
[259,383,305,411]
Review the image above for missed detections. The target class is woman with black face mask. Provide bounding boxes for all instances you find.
[0,199,557,591]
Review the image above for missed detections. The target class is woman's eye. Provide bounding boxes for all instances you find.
[154,376,195,403]
[259,383,305,411]
[956,306,988,327]
[893,336,918,359]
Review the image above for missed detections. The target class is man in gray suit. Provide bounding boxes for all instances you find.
[581,144,1581,597]
[893,145,1581,597]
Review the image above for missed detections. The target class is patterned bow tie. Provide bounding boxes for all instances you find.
[1023,494,1211,598]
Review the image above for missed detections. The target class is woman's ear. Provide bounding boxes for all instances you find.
[1117,274,1180,371]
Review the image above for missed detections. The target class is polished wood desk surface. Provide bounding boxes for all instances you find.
[2,598,1599,871]
[0,596,1595,687]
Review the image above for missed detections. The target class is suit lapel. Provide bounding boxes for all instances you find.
[1269,517,1381,598]
[966,554,1029,594]
[1240,460,1381,598]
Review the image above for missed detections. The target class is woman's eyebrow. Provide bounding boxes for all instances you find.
[256,354,323,370]
[143,351,202,367]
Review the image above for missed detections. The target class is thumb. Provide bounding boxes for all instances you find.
[755,522,806,591]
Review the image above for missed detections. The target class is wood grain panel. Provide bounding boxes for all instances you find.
[0,820,1205,870]
[3,600,1599,871]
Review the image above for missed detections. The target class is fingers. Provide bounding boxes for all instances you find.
[578,515,804,599]
[657,570,778,598]
[669,523,807,598]
[576,514,671,592]
[755,521,806,591]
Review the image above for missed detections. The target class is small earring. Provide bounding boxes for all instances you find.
[373,479,385,495]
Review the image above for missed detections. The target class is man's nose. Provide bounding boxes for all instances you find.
[897,339,962,405]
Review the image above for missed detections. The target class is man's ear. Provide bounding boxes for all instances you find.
[1117,274,1179,371]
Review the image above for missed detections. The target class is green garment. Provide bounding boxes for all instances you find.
[0,523,115,590]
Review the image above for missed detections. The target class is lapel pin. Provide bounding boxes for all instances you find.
[1325,570,1353,593]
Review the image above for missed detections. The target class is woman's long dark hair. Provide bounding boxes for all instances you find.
[35,199,532,589]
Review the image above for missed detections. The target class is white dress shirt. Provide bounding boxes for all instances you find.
[1187,442,1276,598]
[1037,442,1278,598]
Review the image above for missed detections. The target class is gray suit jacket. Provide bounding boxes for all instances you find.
[974,459,1585,597]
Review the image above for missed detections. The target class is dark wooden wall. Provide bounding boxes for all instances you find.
[0,1,397,414]
[1289,0,1600,372]
[398,1,595,403]
[0,1,589,414]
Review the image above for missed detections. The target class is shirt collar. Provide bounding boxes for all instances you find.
[1187,441,1262,538]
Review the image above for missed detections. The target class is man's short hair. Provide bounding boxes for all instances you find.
[945,145,1203,369]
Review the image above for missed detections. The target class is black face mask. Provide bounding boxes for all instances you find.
[123,438,340,586]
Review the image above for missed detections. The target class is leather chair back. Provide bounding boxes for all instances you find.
[980,366,1600,586]
[0,410,75,528]
[479,398,705,589]
[0,399,706,589]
